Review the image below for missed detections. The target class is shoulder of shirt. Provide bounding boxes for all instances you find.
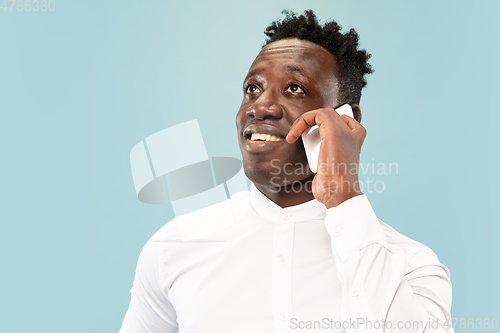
[147,190,251,243]
[377,218,436,259]
[378,218,451,277]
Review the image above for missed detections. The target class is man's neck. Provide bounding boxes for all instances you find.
[254,176,316,208]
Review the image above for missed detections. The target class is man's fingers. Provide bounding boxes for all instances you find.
[340,114,358,130]
[286,111,325,143]
[341,114,366,141]
[286,109,357,144]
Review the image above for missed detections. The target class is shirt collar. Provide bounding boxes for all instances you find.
[249,183,327,223]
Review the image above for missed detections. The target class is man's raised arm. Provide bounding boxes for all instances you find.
[325,194,453,332]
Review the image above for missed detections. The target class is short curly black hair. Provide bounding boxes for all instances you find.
[264,10,373,105]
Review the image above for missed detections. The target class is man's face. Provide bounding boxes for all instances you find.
[236,38,341,188]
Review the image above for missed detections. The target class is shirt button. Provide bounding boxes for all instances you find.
[282,214,290,221]
[281,313,287,321]
[332,227,342,236]
[350,288,359,298]
[277,255,285,263]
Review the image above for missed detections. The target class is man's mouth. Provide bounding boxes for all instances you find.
[243,124,287,143]
[248,133,284,142]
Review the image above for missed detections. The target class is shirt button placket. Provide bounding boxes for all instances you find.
[273,214,294,332]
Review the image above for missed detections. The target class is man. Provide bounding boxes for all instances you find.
[120,10,453,332]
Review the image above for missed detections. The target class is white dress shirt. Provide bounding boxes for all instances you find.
[119,184,453,332]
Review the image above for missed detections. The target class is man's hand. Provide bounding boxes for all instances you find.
[286,107,366,208]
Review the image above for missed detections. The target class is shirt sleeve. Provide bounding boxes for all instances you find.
[119,240,179,333]
[325,195,454,333]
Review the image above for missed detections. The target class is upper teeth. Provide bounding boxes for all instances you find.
[250,133,283,141]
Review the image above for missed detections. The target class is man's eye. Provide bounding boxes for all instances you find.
[285,84,305,93]
[245,85,261,94]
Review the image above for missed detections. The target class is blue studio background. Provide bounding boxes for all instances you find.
[1,0,498,332]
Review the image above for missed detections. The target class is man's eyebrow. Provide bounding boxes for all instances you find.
[285,65,312,82]
[244,66,312,82]
[244,69,263,81]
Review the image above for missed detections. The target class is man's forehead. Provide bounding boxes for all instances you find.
[250,38,338,76]
[264,37,314,48]
[258,38,332,58]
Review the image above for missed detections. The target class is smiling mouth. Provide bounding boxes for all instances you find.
[247,133,284,142]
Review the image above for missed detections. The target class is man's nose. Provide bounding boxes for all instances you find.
[246,90,284,120]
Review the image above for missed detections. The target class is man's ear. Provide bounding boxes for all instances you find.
[351,104,362,123]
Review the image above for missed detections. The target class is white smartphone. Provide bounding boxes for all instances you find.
[301,104,354,173]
